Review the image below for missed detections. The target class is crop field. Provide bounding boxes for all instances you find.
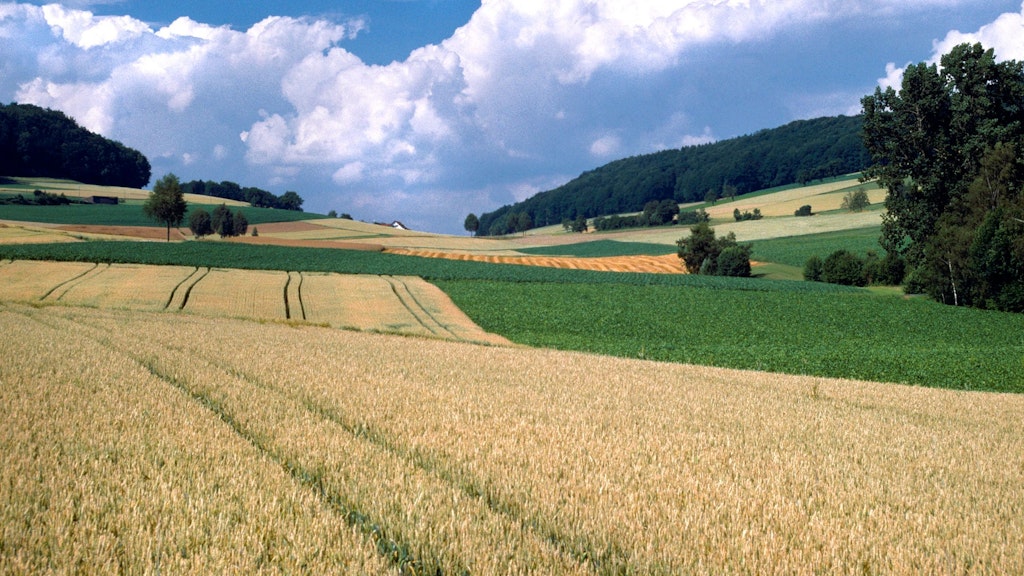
[387,248,685,274]
[0,260,504,343]
[0,176,249,206]
[753,226,884,267]
[2,303,1022,574]
[0,202,326,228]
[437,280,1024,392]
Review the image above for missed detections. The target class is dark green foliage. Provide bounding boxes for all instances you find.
[717,245,753,277]
[794,205,813,216]
[733,208,762,221]
[181,179,304,211]
[438,280,1024,392]
[803,255,823,281]
[822,250,866,286]
[862,42,1024,311]
[233,210,249,236]
[676,209,710,225]
[463,213,479,236]
[676,222,751,276]
[189,209,213,238]
[841,188,871,212]
[0,103,150,188]
[476,115,870,235]
[143,173,187,241]
[0,190,79,206]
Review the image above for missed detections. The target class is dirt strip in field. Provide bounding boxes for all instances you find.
[386,248,687,274]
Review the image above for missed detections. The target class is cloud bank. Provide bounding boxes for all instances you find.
[2,1,1022,232]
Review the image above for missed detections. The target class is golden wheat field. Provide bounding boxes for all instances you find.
[0,261,505,344]
[2,302,1022,574]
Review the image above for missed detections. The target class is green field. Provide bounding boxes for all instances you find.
[752,225,883,267]
[436,281,1024,392]
[0,202,327,227]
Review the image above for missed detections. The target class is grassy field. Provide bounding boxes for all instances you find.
[3,303,1022,573]
[0,201,326,228]
[437,280,1024,392]
[752,225,883,267]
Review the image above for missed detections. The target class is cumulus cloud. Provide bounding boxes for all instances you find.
[3,0,1017,232]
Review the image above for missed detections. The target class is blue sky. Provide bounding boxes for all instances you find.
[2,1,1023,233]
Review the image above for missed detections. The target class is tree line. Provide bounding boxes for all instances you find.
[180,179,304,211]
[0,103,151,188]
[475,115,870,236]
[861,42,1024,312]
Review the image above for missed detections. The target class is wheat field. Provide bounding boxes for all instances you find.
[0,261,506,343]
[2,303,1021,574]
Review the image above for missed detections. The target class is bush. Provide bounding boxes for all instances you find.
[841,188,871,212]
[189,209,213,238]
[794,205,813,217]
[803,255,823,281]
[822,249,866,286]
[733,208,763,221]
[717,245,753,277]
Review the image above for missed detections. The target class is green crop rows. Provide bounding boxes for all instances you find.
[0,203,326,227]
[517,239,675,257]
[753,226,883,267]
[436,280,1024,392]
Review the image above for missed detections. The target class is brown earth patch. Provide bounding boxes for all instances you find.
[244,220,330,234]
[387,248,686,274]
[55,225,187,241]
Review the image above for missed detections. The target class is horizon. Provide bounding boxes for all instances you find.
[2,0,1023,233]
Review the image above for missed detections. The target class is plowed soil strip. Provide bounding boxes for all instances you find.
[387,248,686,274]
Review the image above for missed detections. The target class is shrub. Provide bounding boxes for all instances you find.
[794,205,813,217]
[189,209,214,238]
[822,249,866,286]
[733,208,763,221]
[841,188,871,212]
[717,245,753,277]
[803,255,823,281]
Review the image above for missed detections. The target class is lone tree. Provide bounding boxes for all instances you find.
[144,173,187,241]
[464,213,480,236]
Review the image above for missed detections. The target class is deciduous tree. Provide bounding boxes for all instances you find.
[143,173,187,241]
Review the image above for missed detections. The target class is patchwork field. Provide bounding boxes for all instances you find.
[0,260,507,344]
[2,303,1022,574]
[387,248,686,274]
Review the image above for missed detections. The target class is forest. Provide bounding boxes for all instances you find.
[0,103,150,189]
[180,179,304,211]
[477,115,869,236]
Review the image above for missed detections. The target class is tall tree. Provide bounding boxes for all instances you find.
[143,173,187,241]
[861,42,1024,311]
[464,213,480,236]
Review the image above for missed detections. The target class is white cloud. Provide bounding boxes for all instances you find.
[931,3,1024,61]
[3,0,1018,232]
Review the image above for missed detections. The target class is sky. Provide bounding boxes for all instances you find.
[2,1,1024,234]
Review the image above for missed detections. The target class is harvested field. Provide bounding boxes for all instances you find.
[0,261,506,343]
[387,248,686,274]
[55,224,187,241]
[3,303,1022,574]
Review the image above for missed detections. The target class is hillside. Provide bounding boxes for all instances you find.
[0,103,150,188]
[478,115,869,235]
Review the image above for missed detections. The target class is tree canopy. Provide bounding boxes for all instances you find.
[180,179,304,211]
[144,173,187,241]
[476,115,869,236]
[861,42,1024,311]
[0,103,150,188]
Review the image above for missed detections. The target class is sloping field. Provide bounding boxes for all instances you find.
[0,261,506,344]
[2,303,1021,574]
[0,176,248,206]
[0,222,82,244]
[387,248,685,274]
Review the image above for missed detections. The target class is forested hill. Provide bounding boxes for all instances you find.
[477,115,869,236]
[0,103,151,189]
